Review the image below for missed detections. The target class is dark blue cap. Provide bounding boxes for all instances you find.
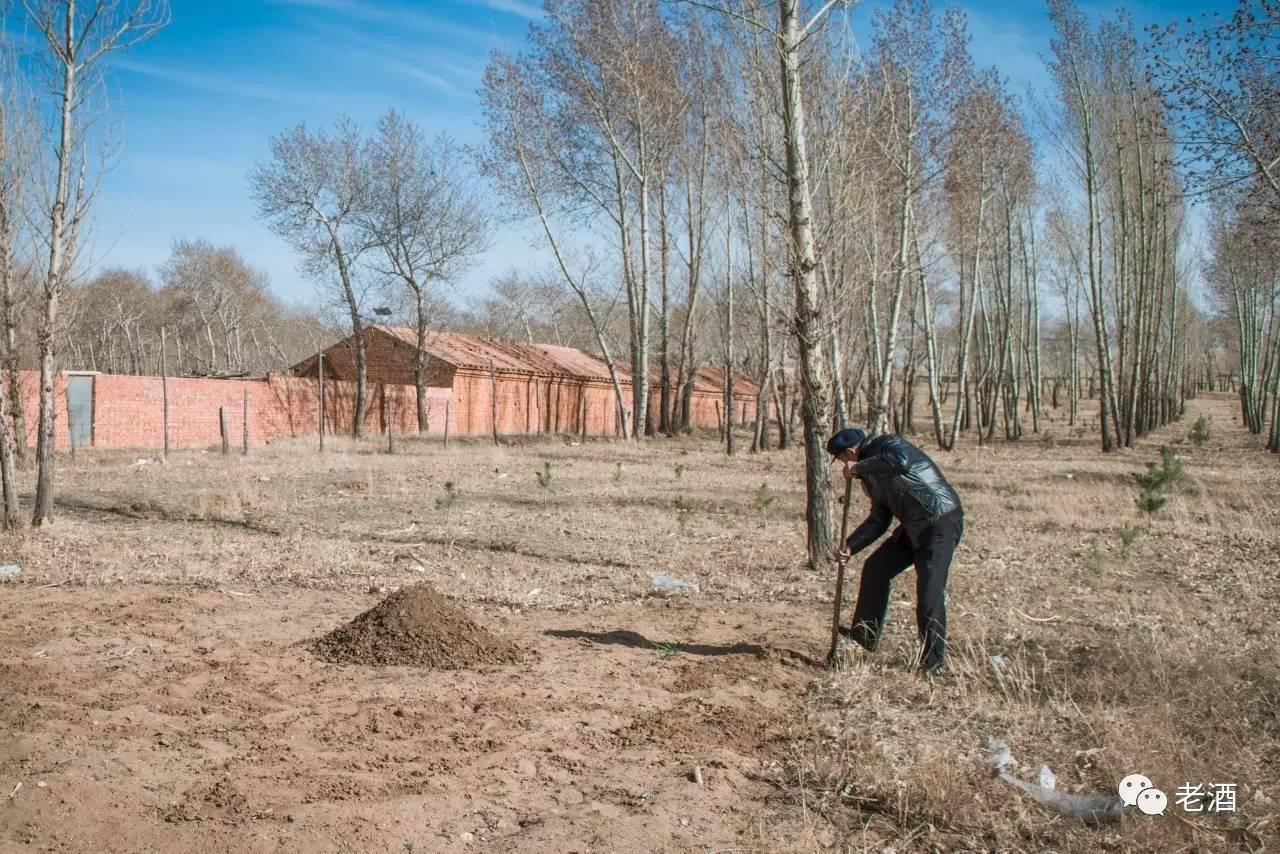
[826,427,866,456]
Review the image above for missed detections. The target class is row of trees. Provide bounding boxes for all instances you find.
[0,0,1275,550]
[472,0,1275,565]
[1153,1,1280,451]
[55,241,328,377]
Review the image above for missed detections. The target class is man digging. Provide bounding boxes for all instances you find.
[827,428,964,675]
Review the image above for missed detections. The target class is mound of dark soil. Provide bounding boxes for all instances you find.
[313,584,521,669]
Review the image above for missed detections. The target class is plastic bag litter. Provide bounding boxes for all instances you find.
[1038,765,1057,790]
[0,565,20,579]
[648,572,698,594]
[984,736,1122,823]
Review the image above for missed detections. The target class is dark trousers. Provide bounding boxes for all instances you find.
[848,510,964,671]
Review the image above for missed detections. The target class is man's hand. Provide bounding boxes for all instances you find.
[834,546,852,566]
[843,460,860,481]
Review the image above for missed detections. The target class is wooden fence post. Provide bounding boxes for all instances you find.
[318,352,325,453]
[715,400,724,441]
[579,390,588,440]
[443,399,451,449]
[242,390,249,455]
[160,326,170,459]
[219,407,229,455]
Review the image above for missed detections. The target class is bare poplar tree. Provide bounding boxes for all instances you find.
[777,0,848,565]
[1207,194,1279,440]
[1047,0,1123,452]
[0,45,32,528]
[514,0,686,439]
[24,0,168,526]
[479,52,633,435]
[65,267,150,372]
[154,240,281,375]
[861,0,954,436]
[251,118,372,438]
[365,110,490,431]
[678,0,849,564]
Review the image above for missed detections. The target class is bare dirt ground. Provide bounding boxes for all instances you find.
[1,391,1277,852]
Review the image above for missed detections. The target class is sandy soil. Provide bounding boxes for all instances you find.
[1,391,1278,852]
[1,587,826,853]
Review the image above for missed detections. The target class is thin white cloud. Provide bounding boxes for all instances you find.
[268,0,498,43]
[380,57,467,98]
[465,0,544,21]
[110,57,318,104]
[294,22,483,96]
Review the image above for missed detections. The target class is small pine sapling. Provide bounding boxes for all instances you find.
[1133,446,1184,527]
[1189,415,1210,447]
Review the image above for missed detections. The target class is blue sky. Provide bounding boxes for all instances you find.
[47,0,1232,307]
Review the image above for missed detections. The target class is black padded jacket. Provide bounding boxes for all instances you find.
[845,433,963,554]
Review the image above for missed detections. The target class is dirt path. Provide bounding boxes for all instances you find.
[0,585,826,852]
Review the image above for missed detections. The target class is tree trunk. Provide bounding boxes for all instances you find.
[328,229,366,439]
[0,373,16,529]
[631,175,652,439]
[658,183,672,434]
[914,229,945,448]
[779,0,833,568]
[724,218,735,457]
[514,146,629,441]
[870,169,914,436]
[32,3,77,526]
[946,190,987,450]
[415,286,428,432]
[0,205,23,465]
[32,291,58,526]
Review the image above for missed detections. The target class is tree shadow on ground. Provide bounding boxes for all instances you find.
[545,629,827,669]
[546,628,767,657]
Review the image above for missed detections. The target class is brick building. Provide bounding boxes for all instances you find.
[292,326,757,437]
[7,328,757,452]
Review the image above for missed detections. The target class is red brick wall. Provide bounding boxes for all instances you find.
[13,370,71,450]
[451,369,757,438]
[453,371,624,437]
[6,367,759,451]
[9,371,453,451]
[680,389,757,430]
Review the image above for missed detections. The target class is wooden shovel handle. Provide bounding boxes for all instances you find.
[828,475,856,665]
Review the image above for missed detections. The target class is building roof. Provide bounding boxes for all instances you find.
[526,342,620,381]
[377,327,576,377]
[306,326,758,395]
